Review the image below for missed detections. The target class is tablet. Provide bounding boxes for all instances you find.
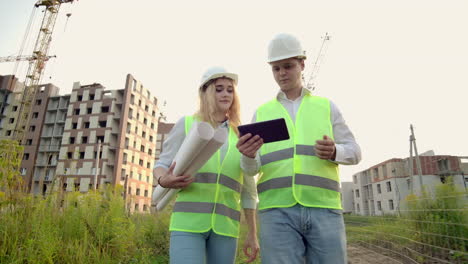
[238,118,289,143]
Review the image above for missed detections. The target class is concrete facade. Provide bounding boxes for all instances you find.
[0,75,23,138]
[341,182,354,213]
[0,75,59,191]
[32,94,70,194]
[116,75,160,212]
[21,84,60,191]
[342,153,468,216]
[0,74,161,212]
[54,74,160,212]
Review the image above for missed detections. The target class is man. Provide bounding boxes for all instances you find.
[237,33,361,264]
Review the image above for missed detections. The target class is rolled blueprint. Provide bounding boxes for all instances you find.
[152,121,214,205]
[184,126,228,176]
[172,122,215,175]
[156,126,228,211]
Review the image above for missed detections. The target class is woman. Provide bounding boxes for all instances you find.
[154,66,262,264]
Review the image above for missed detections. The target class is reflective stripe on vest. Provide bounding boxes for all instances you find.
[173,202,241,222]
[194,172,242,193]
[260,145,316,166]
[256,94,342,210]
[257,174,340,193]
[169,115,243,238]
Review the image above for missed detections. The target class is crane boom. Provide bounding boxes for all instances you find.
[306,33,331,91]
[0,55,56,63]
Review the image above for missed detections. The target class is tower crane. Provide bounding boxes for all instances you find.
[0,55,56,63]
[306,33,331,91]
[9,0,75,143]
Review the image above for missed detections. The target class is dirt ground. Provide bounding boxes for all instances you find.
[348,245,404,264]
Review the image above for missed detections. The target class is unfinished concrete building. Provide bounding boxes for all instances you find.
[1,74,161,212]
[55,74,160,212]
[0,75,59,191]
[343,152,468,216]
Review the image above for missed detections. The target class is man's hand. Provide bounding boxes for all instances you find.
[236,133,264,158]
[315,135,336,160]
[158,162,195,189]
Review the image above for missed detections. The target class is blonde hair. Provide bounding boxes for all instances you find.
[195,78,241,136]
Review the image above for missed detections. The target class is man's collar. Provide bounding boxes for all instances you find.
[276,87,310,101]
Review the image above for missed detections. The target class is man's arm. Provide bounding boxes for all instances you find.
[238,112,263,175]
[322,101,361,164]
[242,208,259,263]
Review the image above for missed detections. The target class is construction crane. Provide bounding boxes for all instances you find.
[10,0,75,143]
[306,33,331,91]
[0,55,56,63]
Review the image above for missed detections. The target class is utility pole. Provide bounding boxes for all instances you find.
[409,137,414,193]
[123,174,129,211]
[409,124,424,193]
[94,140,101,190]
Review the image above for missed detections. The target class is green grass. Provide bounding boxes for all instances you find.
[0,187,171,263]
[2,180,466,263]
[345,181,468,263]
[0,186,261,263]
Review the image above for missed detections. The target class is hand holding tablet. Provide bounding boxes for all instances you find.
[238,118,290,143]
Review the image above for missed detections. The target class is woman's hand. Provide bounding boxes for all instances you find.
[158,162,195,189]
[243,230,260,263]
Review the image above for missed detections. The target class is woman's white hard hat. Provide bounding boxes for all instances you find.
[200,66,238,90]
[267,33,307,63]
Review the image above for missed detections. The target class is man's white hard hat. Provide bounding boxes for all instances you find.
[267,33,307,63]
[200,66,238,90]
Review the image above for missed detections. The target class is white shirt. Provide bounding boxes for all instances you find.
[241,88,362,175]
[155,117,258,209]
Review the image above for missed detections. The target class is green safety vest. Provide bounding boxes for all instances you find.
[256,94,342,210]
[169,116,243,238]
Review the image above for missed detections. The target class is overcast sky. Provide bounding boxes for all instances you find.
[1,0,467,182]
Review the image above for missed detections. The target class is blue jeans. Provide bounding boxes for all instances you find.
[170,230,237,264]
[259,204,347,264]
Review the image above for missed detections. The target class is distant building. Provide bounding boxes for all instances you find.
[22,84,60,191]
[56,75,160,212]
[342,152,468,215]
[0,75,59,190]
[340,182,354,214]
[0,74,161,212]
[33,93,69,194]
[0,75,23,138]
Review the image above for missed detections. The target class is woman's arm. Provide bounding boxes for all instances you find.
[153,117,194,188]
[156,162,194,189]
[154,117,186,171]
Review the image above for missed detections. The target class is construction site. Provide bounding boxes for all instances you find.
[1,1,467,264]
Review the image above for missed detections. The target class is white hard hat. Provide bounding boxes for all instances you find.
[267,33,307,63]
[200,66,238,90]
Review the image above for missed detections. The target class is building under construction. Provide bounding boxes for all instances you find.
[0,73,162,212]
[342,152,468,216]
